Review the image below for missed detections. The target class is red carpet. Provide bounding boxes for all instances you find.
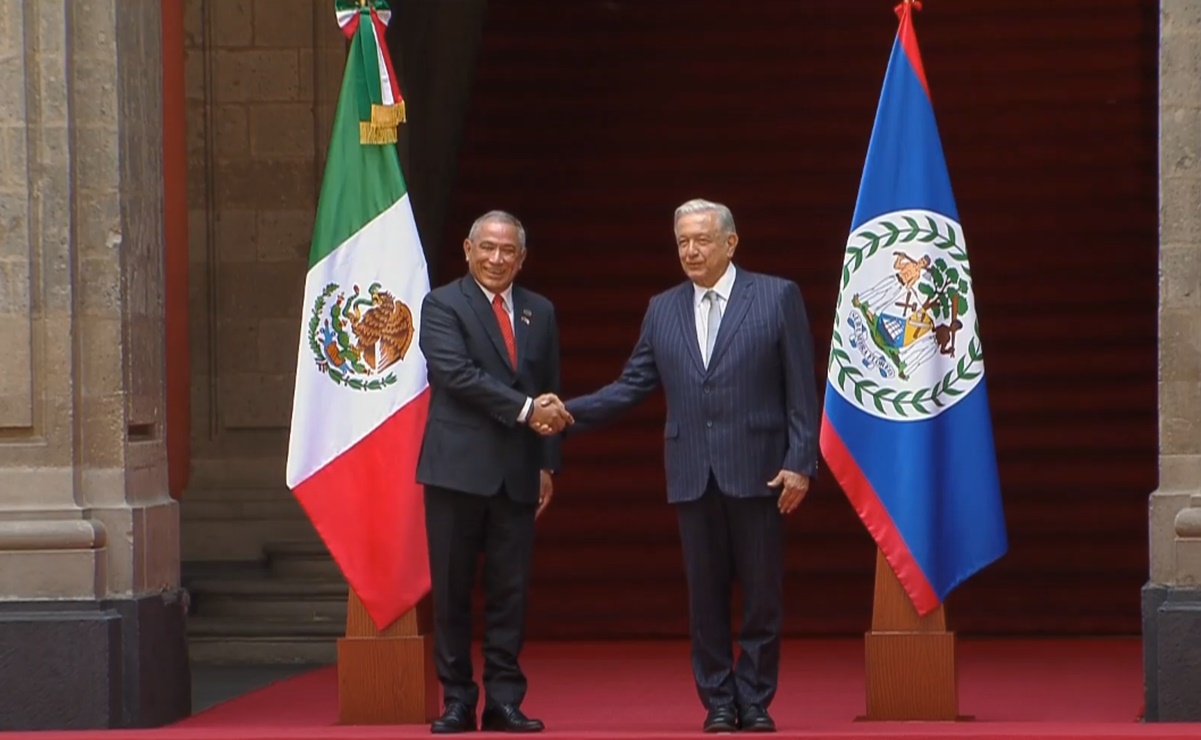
[10,640,1201,739]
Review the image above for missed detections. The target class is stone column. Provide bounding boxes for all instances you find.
[0,0,189,729]
[1144,0,1201,723]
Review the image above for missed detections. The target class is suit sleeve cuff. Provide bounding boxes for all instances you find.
[784,447,818,477]
[517,396,533,424]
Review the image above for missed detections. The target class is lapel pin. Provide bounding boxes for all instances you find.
[521,315,530,325]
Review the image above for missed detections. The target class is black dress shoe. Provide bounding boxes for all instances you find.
[703,705,739,733]
[481,704,544,733]
[432,702,477,733]
[739,705,776,733]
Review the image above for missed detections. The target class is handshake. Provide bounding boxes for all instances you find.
[527,394,573,436]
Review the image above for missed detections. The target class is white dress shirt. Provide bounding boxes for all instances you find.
[475,280,533,423]
[693,263,736,366]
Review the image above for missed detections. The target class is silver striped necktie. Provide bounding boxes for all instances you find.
[704,290,721,367]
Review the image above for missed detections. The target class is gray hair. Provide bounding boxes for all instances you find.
[469,210,526,249]
[674,198,736,235]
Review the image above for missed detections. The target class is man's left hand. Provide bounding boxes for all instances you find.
[768,469,809,514]
[537,470,554,518]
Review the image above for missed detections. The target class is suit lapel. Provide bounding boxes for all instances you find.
[675,285,705,374]
[460,276,515,373]
[706,271,755,372]
[512,286,531,371]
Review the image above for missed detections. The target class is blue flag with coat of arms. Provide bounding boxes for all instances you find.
[819,1,1007,615]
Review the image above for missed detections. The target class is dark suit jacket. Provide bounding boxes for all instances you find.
[566,268,819,503]
[415,275,562,505]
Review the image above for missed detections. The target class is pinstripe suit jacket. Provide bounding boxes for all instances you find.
[565,267,820,503]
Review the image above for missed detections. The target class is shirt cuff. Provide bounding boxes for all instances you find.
[517,396,533,424]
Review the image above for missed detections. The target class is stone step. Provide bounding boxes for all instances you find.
[187,615,345,643]
[194,593,349,621]
[267,559,342,579]
[188,636,336,666]
[188,577,348,598]
[264,540,329,558]
[183,553,350,666]
[263,541,344,580]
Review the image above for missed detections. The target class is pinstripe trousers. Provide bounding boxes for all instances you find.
[676,471,784,710]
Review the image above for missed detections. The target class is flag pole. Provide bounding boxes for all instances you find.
[855,1,965,723]
[861,550,963,721]
[338,592,438,724]
[314,0,436,725]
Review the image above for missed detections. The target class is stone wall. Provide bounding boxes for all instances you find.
[1152,0,1201,587]
[0,0,34,433]
[181,0,343,561]
[0,0,177,600]
[0,0,190,727]
[1144,0,1201,723]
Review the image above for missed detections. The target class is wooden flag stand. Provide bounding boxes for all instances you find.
[861,549,967,721]
[337,592,439,724]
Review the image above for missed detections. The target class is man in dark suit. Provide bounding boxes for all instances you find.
[561,199,820,733]
[417,210,572,734]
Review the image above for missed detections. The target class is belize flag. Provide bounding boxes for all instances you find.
[819,1,1007,616]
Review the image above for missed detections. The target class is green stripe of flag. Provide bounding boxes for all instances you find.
[356,11,385,117]
[308,16,408,268]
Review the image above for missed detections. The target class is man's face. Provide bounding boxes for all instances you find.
[465,220,525,294]
[676,212,737,288]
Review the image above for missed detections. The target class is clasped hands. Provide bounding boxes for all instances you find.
[528,394,572,436]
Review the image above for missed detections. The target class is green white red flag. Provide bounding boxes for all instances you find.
[286,0,430,630]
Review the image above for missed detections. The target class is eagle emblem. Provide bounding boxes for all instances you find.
[307,281,413,391]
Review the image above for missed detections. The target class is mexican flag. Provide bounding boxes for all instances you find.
[285,0,430,631]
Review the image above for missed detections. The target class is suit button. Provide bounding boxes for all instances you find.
[703,385,711,394]
[706,420,713,428]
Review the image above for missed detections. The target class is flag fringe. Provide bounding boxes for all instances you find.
[371,102,406,127]
[359,121,398,145]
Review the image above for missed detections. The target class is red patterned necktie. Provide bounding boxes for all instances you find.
[492,293,517,367]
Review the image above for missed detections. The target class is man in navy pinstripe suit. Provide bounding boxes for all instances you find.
[559,199,820,733]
